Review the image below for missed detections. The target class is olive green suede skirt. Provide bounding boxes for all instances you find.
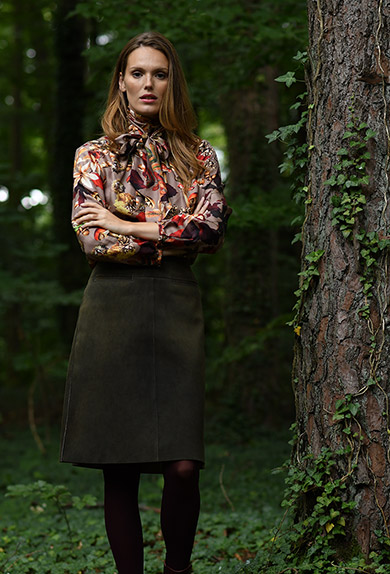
[60,258,205,472]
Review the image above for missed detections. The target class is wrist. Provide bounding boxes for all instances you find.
[116,220,135,236]
[124,221,135,235]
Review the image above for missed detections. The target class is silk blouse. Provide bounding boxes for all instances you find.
[72,116,231,266]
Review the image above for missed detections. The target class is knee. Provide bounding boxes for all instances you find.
[164,460,199,483]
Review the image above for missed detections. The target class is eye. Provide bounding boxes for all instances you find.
[155,71,168,80]
[131,71,142,78]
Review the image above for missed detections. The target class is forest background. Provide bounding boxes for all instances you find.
[0,0,309,572]
[1,0,308,437]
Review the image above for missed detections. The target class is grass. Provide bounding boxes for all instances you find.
[0,422,291,573]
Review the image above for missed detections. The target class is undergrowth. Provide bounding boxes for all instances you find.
[0,425,290,574]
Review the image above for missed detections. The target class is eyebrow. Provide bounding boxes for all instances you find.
[129,66,168,72]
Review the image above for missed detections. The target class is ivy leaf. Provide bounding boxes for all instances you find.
[349,403,360,416]
[290,101,302,110]
[337,174,347,185]
[324,175,337,186]
[265,130,281,143]
[305,250,325,263]
[275,71,297,87]
[293,50,308,63]
[337,147,349,156]
[365,128,376,139]
[325,522,335,533]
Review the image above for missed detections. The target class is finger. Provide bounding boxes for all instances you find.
[80,218,100,227]
[197,200,210,216]
[78,200,105,211]
[76,211,101,225]
[193,197,206,214]
[74,208,96,221]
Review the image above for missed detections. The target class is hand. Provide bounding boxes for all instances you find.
[193,197,210,217]
[74,200,133,235]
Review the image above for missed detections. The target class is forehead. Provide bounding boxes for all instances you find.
[127,46,169,69]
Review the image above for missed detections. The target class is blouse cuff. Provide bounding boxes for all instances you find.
[157,222,168,245]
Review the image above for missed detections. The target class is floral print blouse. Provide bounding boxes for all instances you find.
[72,114,231,266]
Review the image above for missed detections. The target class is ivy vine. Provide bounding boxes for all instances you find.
[324,106,390,320]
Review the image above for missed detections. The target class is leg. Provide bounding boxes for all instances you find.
[103,464,143,574]
[161,460,200,572]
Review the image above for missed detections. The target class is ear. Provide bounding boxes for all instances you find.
[118,72,126,92]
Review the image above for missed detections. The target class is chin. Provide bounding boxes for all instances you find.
[141,106,159,115]
[139,110,160,119]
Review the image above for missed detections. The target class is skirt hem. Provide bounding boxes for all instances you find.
[61,458,205,474]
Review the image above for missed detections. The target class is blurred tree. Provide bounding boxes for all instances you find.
[0,0,85,428]
[1,0,56,391]
[294,0,390,556]
[214,2,306,425]
[49,0,89,342]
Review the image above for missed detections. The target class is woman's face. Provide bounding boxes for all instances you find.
[119,46,169,118]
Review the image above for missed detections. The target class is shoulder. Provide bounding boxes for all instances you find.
[197,140,221,172]
[75,136,111,158]
[74,137,113,171]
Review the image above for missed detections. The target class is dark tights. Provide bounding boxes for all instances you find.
[103,460,200,574]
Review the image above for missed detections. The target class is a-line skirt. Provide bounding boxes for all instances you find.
[60,258,205,472]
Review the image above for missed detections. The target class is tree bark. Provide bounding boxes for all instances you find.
[294,0,390,556]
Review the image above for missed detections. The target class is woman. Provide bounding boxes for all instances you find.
[60,31,231,574]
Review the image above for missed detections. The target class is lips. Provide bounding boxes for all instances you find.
[141,94,157,101]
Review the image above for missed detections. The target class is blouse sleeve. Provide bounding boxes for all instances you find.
[72,142,161,265]
[158,142,231,254]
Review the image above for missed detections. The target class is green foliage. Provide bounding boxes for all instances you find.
[0,426,291,574]
[0,203,82,397]
[356,231,390,318]
[266,52,309,246]
[5,427,390,574]
[325,117,374,239]
[266,53,313,333]
[280,448,355,555]
[233,438,390,574]
[68,0,308,138]
[0,201,86,447]
[7,480,97,541]
[333,395,361,423]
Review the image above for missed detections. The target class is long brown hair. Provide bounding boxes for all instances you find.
[101,32,203,188]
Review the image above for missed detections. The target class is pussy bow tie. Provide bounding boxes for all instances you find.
[114,125,170,162]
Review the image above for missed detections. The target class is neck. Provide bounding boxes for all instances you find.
[127,107,160,129]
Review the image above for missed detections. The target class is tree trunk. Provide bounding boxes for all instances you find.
[9,0,24,208]
[49,0,89,344]
[294,0,390,556]
[221,66,297,426]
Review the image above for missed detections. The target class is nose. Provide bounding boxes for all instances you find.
[144,73,154,90]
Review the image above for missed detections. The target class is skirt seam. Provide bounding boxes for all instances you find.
[60,326,78,460]
[152,277,160,459]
